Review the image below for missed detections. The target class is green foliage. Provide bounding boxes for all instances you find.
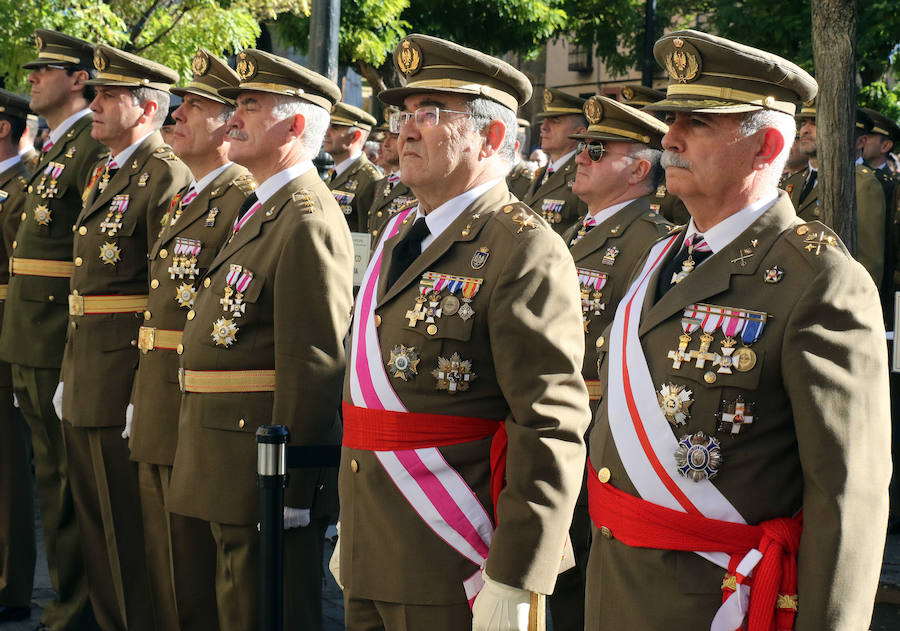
[859,81,900,122]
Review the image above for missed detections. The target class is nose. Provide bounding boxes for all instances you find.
[27,70,38,85]
[172,104,186,124]
[661,117,683,153]
[574,145,590,165]
[540,119,550,134]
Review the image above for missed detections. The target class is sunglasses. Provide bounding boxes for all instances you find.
[577,140,607,162]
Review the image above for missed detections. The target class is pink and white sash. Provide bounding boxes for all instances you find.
[347,207,494,606]
[605,234,762,630]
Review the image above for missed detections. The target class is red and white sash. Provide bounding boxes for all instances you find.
[606,234,762,630]
[347,207,494,606]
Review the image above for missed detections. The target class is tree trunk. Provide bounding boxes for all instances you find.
[810,0,857,252]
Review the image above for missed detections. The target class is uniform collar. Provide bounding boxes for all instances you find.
[0,155,22,174]
[587,198,634,227]
[414,177,503,251]
[334,151,362,178]
[190,161,233,194]
[49,108,91,145]
[549,148,576,173]
[108,131,153,168]
[254,161,314,205]
[683,189,778,254]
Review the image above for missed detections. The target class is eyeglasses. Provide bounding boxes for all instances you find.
[576,140,636,163]
[389,105,471,133]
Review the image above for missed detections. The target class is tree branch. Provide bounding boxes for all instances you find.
[128,0,166,50]
[135,6,189,53]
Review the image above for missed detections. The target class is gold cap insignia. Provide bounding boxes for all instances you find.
[543,88,553,109]
[621,86,634,100]
[236,53,256,80]
[192,50,210,76]
[665,39,700,83]
[803,98,815,108]
[34,34,44,51]
[397,39,422,75]
[584,96,604,124]
[94,50,107,72]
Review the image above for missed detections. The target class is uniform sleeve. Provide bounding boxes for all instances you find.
[782,257,891,631]
[856,171,887,287]
[484,227,591,594]
[273,215,354,508]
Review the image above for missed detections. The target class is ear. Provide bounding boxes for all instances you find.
[141,99,159,124]
[71,69,90,91]
[351,128,364,144]
[755,128,785,169]
[0,120,11,142]
[629,157,651,185]
[481,119,506,158]
[289,112,307,138]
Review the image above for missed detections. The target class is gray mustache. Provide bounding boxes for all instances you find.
[661,151,691,170]
[227,130,248,141]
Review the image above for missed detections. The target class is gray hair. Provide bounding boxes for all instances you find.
[627,144,664,192]
[271,95,330,157]
[130,87,170,129]
[739,108,795,177]
[464,97,518,168]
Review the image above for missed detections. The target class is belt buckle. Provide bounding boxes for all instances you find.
[178,367,185,393]
[68,294,84,317]
[137,326,156,354]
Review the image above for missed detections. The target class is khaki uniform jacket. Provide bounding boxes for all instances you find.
[523,155,588,236]
[129,164,253,466]
[60,133,192,427]
[329,153,381,233]
[586,193,891,630]
[168,167,354,526]
[0,161,27,388]
[782,164,886,287]
[20,148,39,175]
[0,116,107,368]
[365,175,416,241]
[339,182,591,604]
[562,198,674,405]
[506,160,536,200]
[653,182,690,226]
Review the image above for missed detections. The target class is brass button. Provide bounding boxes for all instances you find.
[74,256,83,266]
[596,336,605,349]
[71,225,76,232]
[78,226,87,235]
[374,314,382,327]
[159,248,168,259]
[703,371,717,384]
[28,185,33,193]
[143,310,151,320]
[130,339,137,346]
[597,467,611,483]
[238,418,245,429]
[350,459,359,473]
[176,343,184,355]
[150,279,159,289]
[20,212,26,221]
[376,211,383,217]
[426,324,438,336]
[203,278,211,288]
[600,526,613,539]
[72,289,79,296]
[48,295,54,301]
[796,225,809,236]
[70,321,77,330]
[187,310,195,321]
[11,241,16,248]
[503,204,513,213]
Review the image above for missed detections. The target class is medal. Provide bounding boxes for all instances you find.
[424,291,442,323]
[657,383,693,426]
[205,207,219,227]
[387,345,420,381]
[34,204,52,226]
[470,247,490,270]
[718,396,755,435]
[668,311,700,369]
[65,146,77,158]
[601,246,619,266]
[440,295,460,316]
[733,347,757,372]
[99,195,129,236]
[175,282,197,308]
[211,317,238,347]
[405,295,427,327]
[540,199,564,223]
[99,241,121,265]
[577,268,608,333]
[674,431,722,482]
[764,265,784,283]
[138,172,150,187]
[432,353,476,394]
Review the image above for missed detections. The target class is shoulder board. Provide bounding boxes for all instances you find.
[786,222,851,261]
[233,173,256,195]
[497,201,543,236]
[153,147,180,163]
[522,168,535,180]
[857,165,872,174]
[17,176,28,190]
[363,162,380,177]
[292,189,315,213]
[641,210,674,231]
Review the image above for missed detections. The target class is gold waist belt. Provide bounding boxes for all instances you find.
[10,257,75,278]
[585,380,603,401]
[180,369,276,393]
[137,327,183,353]
[0,284,7,300]
[68,292,149,316]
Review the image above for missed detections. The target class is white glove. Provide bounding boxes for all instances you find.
[122,403,134,439]
[52,382,63,420]
[328,522,343,590]
[12,393,18,408]
[472,572,536,631]
[283,507,310,529]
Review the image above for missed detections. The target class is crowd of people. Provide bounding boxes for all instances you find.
[0,24,895,631]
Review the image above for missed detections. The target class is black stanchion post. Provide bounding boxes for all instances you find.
[257,425,289,631]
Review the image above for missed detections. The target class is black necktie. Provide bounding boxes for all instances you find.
[386,218,430,289]
[655,234,713,301]
[236,193,259,223]
[799,169,817,203]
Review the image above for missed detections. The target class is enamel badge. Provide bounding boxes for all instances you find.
[674,431,722,482]
[387,345,420,381]
[764,265,784,283]
[175,282,197,309]
[211,317,238,347]
[602,246,619,266]
[657,383,693,426]
[99,241,121,265]
[718,396,755,435]
[432,353,476,394]
[34,204,52,226]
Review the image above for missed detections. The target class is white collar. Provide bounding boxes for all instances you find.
[414,178,503,252]
[49,108,91,145]
[855,156,864,165]
[0,155,22,174]
[190,162,233,194]
[334,152,362,178]
[806,162,817,173]
[587,198,635,227]
[549,149,576,174]
[254,161,314,205]
[683,190,778,254]
[109,132,153,168]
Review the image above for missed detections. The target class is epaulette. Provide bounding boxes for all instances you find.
[654,183,667,198]
[363,162,380,178]
[291,189,315,213]
[17,176,28,191]
[786,221,850,261]
[233,173,256,195]
[858,165,872,174]
[522,167,535,180]
[641,210,675,233]
[498,201,542,236]
[153,146,180,163]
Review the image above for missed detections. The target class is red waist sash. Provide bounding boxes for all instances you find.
[587,460,802,631]
[342,402,508,520]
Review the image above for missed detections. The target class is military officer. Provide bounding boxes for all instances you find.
[782,99,887,287]
[0,30,105,631]
[126,50,251,631]
[0,90,33,625]
[324,101,380,232]
[584,30,890,630]
[506,118,536,199]
[551,96,673,631]
[523,88,589,235]
[167,49,352,631]
[333,34,590,631]
[618,84,666,108]
[367,107,416,242]
[58,45,191,631]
